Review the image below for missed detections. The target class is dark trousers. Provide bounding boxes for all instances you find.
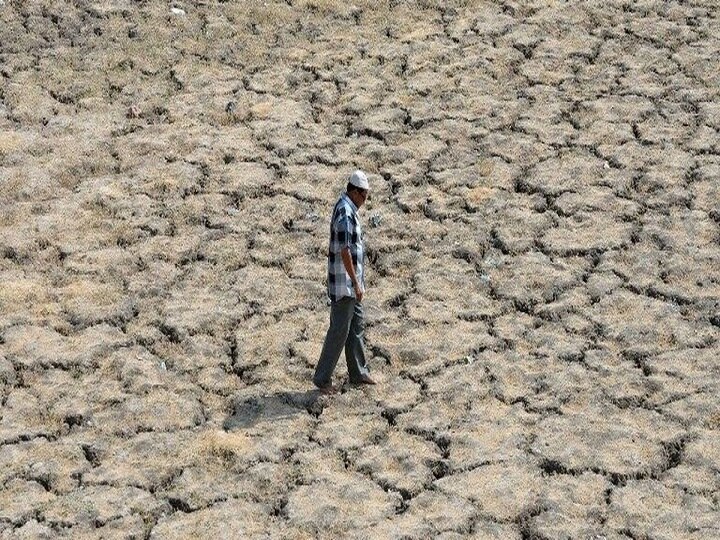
[313,296,370,386]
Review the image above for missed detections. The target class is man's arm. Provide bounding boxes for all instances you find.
[341,247,363,302]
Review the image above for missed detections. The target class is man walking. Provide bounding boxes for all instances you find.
[313,170,376,394]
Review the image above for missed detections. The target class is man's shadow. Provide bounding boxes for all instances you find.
[223,389,326,430]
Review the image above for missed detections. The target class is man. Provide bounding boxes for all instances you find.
[313,170,376,394]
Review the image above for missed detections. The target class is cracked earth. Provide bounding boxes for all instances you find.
[1,0,719,538]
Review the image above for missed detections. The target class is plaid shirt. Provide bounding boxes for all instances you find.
[327,193,365,302]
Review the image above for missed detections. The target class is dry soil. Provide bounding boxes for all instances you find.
[0,0,719,539]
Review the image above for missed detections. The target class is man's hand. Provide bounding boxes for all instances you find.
[354,282,364,303]
[341,247,364,302]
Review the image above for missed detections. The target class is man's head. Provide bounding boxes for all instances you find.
[346,170,369,209]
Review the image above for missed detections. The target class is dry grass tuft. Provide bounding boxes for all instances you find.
[0,278,53,316]
[466,186,497,205]
[191,430,253,466]
[478,159,496,176]
[0,170,27,203]
[0,132,26,161]
[61,280,123,308]
[249,101,273,120]
[707,412,720,430]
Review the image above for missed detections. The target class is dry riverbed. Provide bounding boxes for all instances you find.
[1,0,719,538]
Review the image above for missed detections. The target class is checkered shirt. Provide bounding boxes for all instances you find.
[327,193,365,302]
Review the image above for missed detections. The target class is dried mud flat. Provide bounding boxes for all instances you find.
[1,0,719,538]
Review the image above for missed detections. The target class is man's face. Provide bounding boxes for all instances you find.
[351,188,368,209]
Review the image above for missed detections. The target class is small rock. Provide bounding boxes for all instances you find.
[225,101,236,114]
[127,105,141,119]
[370,213,382,227]
[171,7,186,15]
[603,161,610,169]
[160,361,167,371]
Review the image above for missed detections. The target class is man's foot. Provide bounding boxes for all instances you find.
[350,374,377,385]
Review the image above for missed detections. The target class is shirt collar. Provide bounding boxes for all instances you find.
[342,192,358,213]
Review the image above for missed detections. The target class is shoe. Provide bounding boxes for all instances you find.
[350,374,377,385]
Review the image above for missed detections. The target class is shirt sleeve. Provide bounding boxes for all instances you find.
[334,214,352,249]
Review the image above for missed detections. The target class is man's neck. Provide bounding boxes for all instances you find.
[344,192,359,212]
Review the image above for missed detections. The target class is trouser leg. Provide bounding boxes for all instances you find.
[313,297,355,387]
[345,300,370,382]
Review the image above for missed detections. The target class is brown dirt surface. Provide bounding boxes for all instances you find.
[1,0,719,538]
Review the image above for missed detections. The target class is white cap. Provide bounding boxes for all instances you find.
[348,170,370,190]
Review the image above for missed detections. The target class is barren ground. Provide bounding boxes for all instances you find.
[1,0,719,538]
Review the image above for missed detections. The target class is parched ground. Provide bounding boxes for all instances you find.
[1,0,719,538]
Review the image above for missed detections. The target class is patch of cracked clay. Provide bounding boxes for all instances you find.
[532,406,685,478]
[435,461,545,522]
[285,473,402,534]
[2,1,719,538]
